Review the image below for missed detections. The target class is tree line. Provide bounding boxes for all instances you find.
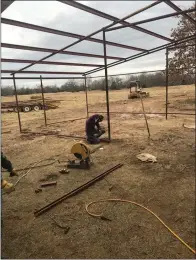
[1,70,195,96]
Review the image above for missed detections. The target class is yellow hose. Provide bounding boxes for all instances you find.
[85,198,195,255]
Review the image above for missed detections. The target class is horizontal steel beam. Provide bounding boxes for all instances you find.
[163,0,196,25]
[1,58,104,67]
[88,67,194,79]
[47,117,86,125]
[1,77,84,80]
[1,43,123,60]
[107,8,196,32]
[34,164,123,217]
[89,111,196,116]
[1,0,14,13]
[60,0,172,42]
[2,70,84,74]
[168,44,195,50]
[84,34,196,75]
[1,18,146,52]
[87,69,165,79]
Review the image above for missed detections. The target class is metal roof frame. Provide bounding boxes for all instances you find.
[1,58,104,67]
[2,70,85,75]
[1,18,147,52]
[1,77,84,80]
[106,8,196,32]
[1,0,195,77]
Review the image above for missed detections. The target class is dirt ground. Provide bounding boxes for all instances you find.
[1,85,195,259]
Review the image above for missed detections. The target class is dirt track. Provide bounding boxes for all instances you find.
[2,85,195,259]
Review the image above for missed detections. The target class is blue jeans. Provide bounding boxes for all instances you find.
[86,129,104,144]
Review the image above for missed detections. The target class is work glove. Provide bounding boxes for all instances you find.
[1,180,15,193]
[10,169,18,177]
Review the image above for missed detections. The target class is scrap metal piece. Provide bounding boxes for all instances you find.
[35,188,42,193]
[40,181,57,187]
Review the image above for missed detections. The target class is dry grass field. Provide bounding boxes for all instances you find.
[1,85,195,259]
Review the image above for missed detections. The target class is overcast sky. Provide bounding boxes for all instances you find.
[1,0,194,87]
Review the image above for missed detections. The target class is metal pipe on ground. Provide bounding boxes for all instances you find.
[21,132,111,142]
[34,163,123,217]
[21,131,86,139]
[47,117,86,126]
[88,111,196,116]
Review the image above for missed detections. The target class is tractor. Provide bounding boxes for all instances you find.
[128,80,149,99]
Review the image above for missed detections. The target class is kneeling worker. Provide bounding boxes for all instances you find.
[1,152,18,192]
[85,114,105,144]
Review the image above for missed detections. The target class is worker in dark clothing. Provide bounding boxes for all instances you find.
[1,152,18,191]
[85,114,105,144]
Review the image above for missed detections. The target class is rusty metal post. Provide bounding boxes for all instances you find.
[12,74,22,132]
[84,75,89,118]
[165,47,169,120]
[194,33,196,129]
[139,94,150,138]
[103,29,111,141]
[40,75,47,126]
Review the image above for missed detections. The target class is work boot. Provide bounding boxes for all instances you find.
[9,169,18,177]
[1,180,15,193]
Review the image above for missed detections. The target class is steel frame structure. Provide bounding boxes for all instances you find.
[1,0,196,140]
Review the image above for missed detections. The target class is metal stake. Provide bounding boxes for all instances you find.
[139,94,150,138]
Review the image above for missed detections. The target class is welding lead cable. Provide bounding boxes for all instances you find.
[85,199,196,255]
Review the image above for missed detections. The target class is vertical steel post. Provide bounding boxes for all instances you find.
[103,29,111,140]
[84,75,89,118]
[194,34,196,138]
[40,75,47,126]
[165,47,169,120]
[12,74,22,133]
